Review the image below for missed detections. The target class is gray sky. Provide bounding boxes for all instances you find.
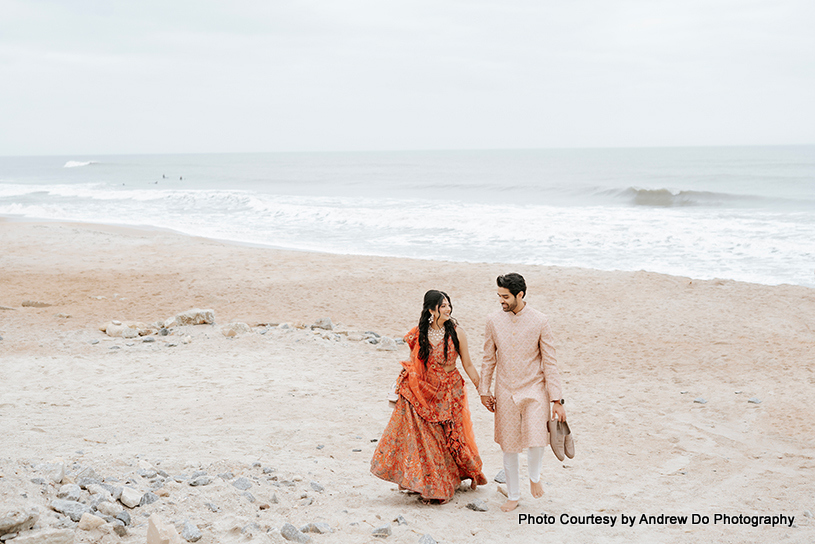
[2,0,814,155]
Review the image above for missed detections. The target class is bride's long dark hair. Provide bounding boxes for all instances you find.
[417,290,460,365]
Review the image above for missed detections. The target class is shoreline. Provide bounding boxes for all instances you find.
[1,220,814,543]
[2,214,811,291]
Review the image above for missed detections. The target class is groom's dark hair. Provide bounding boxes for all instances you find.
[497,273,526,298]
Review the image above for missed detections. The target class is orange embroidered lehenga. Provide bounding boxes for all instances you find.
[371,326,487,501]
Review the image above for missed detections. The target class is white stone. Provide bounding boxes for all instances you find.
[95,500,123,516]
[221,322,251,337]
[78,512,105,530]
[147,513,184,544]
[119,487,142,508]
[164,309,215,328]
[10,529,74,544]
[376,337,398,351]
[122,327,138,338]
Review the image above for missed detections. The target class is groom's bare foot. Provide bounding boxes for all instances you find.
[500,499,519,512]
[530,480,543,498]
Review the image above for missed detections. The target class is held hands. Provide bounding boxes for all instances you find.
[480,395,496,413]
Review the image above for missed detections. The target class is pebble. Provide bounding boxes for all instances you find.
[49,499,90,521]
[376,337,398,351]
[466,499,489,512]
[301,522,333,534]
[419,535,438,544]
[181,521,203,542]
[242,491,256,503]
[189,476,211,486]
[694,397,707,404]
[393,515,407,525]
[280,522,311,543]
[0,509,38,535]
[352,449,362,453]
[205,503,220,513]
[232,476,253,490]
[494,469,506,483]
[218,472,234,480]
[311,317,334,331]
[310,481,324,492]
[77,512,105,531]
[372,524,392,537]
[116,510,131,526]
[748,397,762,404]
[119,487,143,508]
[140,491,159,506]
[111,519,128,536]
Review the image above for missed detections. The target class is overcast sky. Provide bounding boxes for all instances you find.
[1,0,814,156]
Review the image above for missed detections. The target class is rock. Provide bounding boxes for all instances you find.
[86,484,113,502]
[49,499,90,521]
[372,524,392,537]
[0,508,38,535]
[140,492,159,506]
[37,460,65,484]
[111,519,128,537]
[164,309,215,328]
[419,535,437,544]
[393,515,407,526]
[122,327,139,339]
[56,484,81,502]
[205,503,220,513]
[182,335,192,344]
[376,337,398,351]
[748,397,762,404]
[188,476,211,487]
[693,397,707,404]
[301,522,333,534]
[116,510,131,526]
[75,466,98,482]
[77,512,105,530]
[95,500,123,516]
[143,337,156,343]
[22,300,52,308]
[466,499,489,512]
[119,487,143,508]
[494,469,506,483]
[138,468,158,479]
[222,322,251,337]
[232,477,253,490]
[242,492,256,503]
[311,317,333,330]
[147,513,183,544]
[159,328,169,336]
[8,528,74,544]
[309,481,324,492]
[181,521,202,542]
[280,522,311,543]
[218,472,234,480]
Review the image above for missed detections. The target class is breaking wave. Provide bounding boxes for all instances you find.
[63,161,98,168]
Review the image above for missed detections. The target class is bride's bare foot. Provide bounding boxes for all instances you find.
[530,480,543,498]
[500,499,519,512]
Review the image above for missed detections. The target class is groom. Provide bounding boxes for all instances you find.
[479,273,566,512]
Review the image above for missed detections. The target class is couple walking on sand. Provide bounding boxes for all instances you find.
[370,273,567,512]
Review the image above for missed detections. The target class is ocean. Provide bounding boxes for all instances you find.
[1,146,814,288]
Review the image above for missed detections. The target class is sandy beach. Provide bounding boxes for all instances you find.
[1,220,814,543]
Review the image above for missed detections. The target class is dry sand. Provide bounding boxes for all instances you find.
[1,220,814,543]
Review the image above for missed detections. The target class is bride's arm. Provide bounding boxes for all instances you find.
[456,327,480,389]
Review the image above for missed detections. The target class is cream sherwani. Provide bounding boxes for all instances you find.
[479,305,563,453]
